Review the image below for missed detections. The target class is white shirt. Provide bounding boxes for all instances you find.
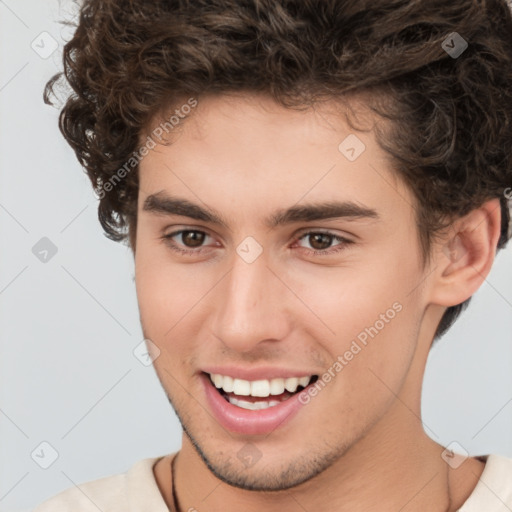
[32,453,512,511]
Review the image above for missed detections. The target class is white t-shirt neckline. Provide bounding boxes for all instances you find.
[457,454,512,511]
[34,452,512,511]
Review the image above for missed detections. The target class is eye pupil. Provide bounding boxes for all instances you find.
[309,233,332,250]
[183,231,205,247]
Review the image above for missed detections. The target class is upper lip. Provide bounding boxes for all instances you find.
[201,366,318,381]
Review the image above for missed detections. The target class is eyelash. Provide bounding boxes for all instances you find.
[161,229,353,257]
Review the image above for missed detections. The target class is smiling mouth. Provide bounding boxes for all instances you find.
[205,372,319,410]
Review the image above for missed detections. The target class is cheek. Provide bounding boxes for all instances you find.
[135,240,200,325]
[134,244,221,370]
[283,248,422,387]
[307,308,420,438]
[283,253,417,343]
[135,244,183,340]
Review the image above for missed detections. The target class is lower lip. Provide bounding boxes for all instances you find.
[201,373,306,435]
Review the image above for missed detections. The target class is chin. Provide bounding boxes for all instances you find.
[182,421,345,491]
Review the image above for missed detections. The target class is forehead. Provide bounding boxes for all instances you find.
[138,93,414,226]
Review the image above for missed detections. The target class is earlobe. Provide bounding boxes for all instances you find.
[429,198,502,307]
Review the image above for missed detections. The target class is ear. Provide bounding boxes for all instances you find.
[428,198,502,307]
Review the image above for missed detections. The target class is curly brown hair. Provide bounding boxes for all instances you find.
[44,0,512,340]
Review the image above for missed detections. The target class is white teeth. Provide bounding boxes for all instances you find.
[284,377,300,392]
[251,379,270,397]
[232,378,251,396]
[298,376,310,388]
[222,375,234,393]
[269,378,285,395]
[228,396,281,410]
[209,373,314,398]
[213,374,223,388]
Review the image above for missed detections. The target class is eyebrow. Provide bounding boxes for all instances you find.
[142,192,379,229]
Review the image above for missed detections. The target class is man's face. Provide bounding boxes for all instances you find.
[135,93,429,490]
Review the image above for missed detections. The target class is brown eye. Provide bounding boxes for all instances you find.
[307,233,333,250]
[162,229,214,255]
[295,231,353,255]
[180,230,206,247]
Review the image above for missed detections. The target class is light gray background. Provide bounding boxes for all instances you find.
[0,1,511,510]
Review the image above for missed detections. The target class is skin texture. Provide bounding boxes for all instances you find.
[135,93,498,511]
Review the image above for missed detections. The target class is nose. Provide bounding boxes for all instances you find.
[211,249,291,353]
